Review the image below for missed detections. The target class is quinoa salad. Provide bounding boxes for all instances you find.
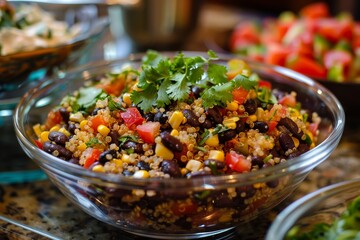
[32,51,322,231]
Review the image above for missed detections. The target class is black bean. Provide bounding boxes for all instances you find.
[154,112,168,124]
[237,185,256,199]
[59,108,69,122]
[121,141,143,154]
[204,159,226,170]
[253,121,269,133]
[91,108,101,116]
[279,133,295,152]
[235,120,246,133]
[243,98,258,115]
[278,117,305,140]
[212,191,244,208]
[218,129,237,143]
[99,150,117,164]
[48,131,68,146]
[108,130,120,145]
[289,143,310,158]
[191,86,203,98]
[183,109,200,127]
[43,142,72,160]
[251,156,264,168]
[137,161,151,171]
[206,107,222,124]
[67,123,77,134]
[201,118,214,129]
[187,170,212,178]
[160,132,183,152]
[160,160,182,177]
[266,179,279,188]
[143,113,154,122]
[122,170,134,176]
[68,158,80,165]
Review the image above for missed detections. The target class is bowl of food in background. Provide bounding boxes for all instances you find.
[14,51,344,239]
[209,2,360,123]
[0,2,108,111]
[266,178,360,240]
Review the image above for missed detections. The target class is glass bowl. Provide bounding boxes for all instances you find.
[14,52,345,239]
[266,179,360,240]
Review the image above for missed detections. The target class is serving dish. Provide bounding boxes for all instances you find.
[0,3,108,110]
[14,52,344,239]
[266,178,360,240]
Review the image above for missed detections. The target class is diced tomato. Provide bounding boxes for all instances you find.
[267,120,278,133]
[316,19,353,42]
[230,22,260,51]
[225,151,251,173]
[84,148,101,169]
[171,200,198,216]
[136,121,160,144]
[286,55,326,79]
[323,50,352,70]
[259,80,272,89]
[265,43,290,66]
[299,2,330,19]
[45,110,62,129]
[97,77,126,96]
[278,94,297,108]
[120,107,144,129]
[34,139,43,149]
[90,115,107,131]
[231,87,249,105]
[308,122,319,137]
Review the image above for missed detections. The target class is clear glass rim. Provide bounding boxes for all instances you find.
[265,178,360,240]
[13,52,345,188]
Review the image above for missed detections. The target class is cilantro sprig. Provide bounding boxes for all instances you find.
[131,50,259,112]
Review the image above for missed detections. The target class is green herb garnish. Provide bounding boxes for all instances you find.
[86,137,102,147]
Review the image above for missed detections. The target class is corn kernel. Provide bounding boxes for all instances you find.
[133,170,150,178]
[59,127,71,137]
[181,168,189,176]
[70,112,84,123]
[77,142,87,151]
[50,125,60,132]
[223,117,240,130]
[155,143,174,160]
[80,120,88,130]
[170,129,179,136]
[248,114,257,122]
[92,165,105,173]
[292,137,300,148]
[208,150,225,162]
[169,111,184,129]
[98,125,110,136]
[186,159,203,172]
[112,159,123,168]
[122,93,132,106]
[205,129,219,147]
[33,124,42,138]
[226,101,239,111]
[40,131,49,142]
[121,154,130,163]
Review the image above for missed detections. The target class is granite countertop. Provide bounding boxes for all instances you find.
[1,3,360,240]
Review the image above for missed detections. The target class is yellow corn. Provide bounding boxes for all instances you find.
[226,101,239,111]
[122,93,132,106]
[248,114,257,122]
[121,154,131,163]
[155,143,174,160]
[70,112,84,123]
[170,129,179,136]
[292,137,300,148]
[40,131,50,142]
[180,168,189,176]
[59,127,71,137]
[133,170,150,178]
[205,129,219,147]
[77,142,87,151]
[98,125,110,136]
[218,210,233,223]
[50,125,60,132]
[92,165,106,173]
[223,117,240,130]
[208,150,225,162]
[33,124,42,138]
[112,159,123,168]
[169,111,184,129]
[80,120,88,130]
[186,159,203,172]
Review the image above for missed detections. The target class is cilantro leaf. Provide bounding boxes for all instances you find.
[131,84,157,112]
[86,137,102,147]
[108,97,125,111]
[201,81,234,108]
[232,74,258,90]
[207,63,228,84]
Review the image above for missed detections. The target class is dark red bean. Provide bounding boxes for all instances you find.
[59,108,69,122]
[251,156,264,168]
[235,120,246,133]
[278,117,305,140]
[48,131,68,146]
[183,109,200,127]
[279,133,295,152]
[243,98,258,115]
[67,123,77,134]
[43,142,72,160]
[160,160,182,177]
[160,131,183,152]
[206,107,222,124]
[109,130,120,145]
[253,121,269,133]
[201,118,214,129]
[218,129,237,143]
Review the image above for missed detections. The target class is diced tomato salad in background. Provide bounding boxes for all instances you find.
[229,2,360,82]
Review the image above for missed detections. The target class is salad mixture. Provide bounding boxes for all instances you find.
[230,2,360,82]
[287,195,360,239]
[0,2,81,55]
[32,51,321,231]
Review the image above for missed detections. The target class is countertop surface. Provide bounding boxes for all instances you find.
[1,3,360,240]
